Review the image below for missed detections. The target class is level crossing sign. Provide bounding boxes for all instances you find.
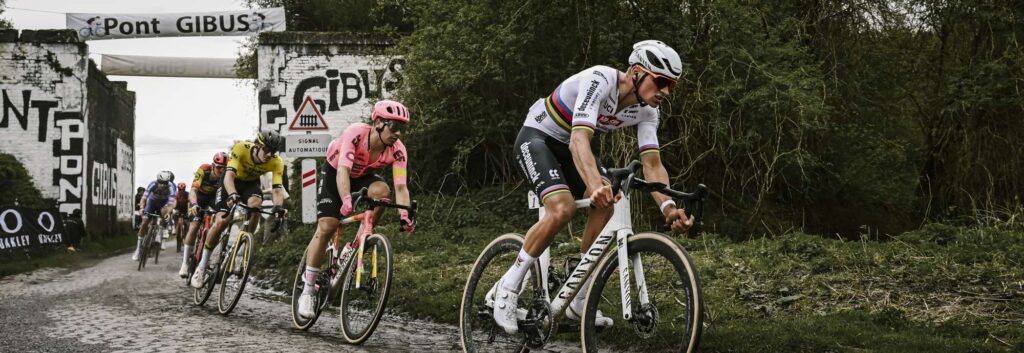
[289,96,329,131]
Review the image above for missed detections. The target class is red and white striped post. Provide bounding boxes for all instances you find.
[301,159,317,224]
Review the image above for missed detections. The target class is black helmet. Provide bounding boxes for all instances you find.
[255,129,284,154]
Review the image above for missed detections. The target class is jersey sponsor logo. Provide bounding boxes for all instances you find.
[345,151,356,162]
[598,115,624,127]
[548,169,560,179]
[533,111,546,123]
[393,150,406,163]
[351,133,363,148]
[576,80,600,111]
[518,141,540,183]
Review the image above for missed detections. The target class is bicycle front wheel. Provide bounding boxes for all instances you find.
[459,233,544,353]
[218,231,253,315]
[338,233,393,345]
[581,232,703,353]
[291,247,331,330]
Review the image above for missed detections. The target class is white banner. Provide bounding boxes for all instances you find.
[101,54,236,78]
[67,7,286,40]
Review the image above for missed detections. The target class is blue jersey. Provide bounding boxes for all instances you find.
[145,180,177,203]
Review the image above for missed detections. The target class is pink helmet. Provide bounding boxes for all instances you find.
[371,100,411,123]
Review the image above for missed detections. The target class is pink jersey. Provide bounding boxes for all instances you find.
[326,123,408,185]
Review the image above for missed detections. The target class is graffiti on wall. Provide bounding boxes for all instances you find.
[54,112,85,215]
[259,56,404,137]
[1,88,84,215]
[89,139,134,221]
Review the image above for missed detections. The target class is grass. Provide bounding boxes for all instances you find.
[0,234,138,279]
[254,186,1024,352]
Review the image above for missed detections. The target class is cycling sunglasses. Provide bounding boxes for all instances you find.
[384,120,406,133]
[637,66,678,90]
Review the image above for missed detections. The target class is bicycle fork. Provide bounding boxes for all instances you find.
[614,229,650,322]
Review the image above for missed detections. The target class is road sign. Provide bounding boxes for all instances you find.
[301,159,316,224]
[284,133,331,158]
[289,96,328,131]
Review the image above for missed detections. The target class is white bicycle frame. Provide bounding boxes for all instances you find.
[527,191,649,321]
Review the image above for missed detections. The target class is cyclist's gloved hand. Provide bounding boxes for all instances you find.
[272,205,287,218]
[399,209,415,233]
[227,193,240,207]
[340,194,353,217]
[188,203,199,217]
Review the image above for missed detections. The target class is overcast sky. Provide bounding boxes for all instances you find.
[6,0,258,189]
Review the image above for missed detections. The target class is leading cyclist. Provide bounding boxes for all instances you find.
[492,40,694,334]
[190,131,288,288]
[296,100,416,319]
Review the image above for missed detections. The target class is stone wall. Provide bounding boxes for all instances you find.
[256,31,401,137]
[0,29,136,236]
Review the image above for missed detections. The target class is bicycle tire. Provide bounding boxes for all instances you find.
[152,226,161,265]
[218,231,253,315]
[338,233,393,345]
[459,233,541,353]
[138,225,157,271]
[580,232,703,353]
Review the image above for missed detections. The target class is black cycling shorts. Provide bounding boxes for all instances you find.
[513,126,609,204]
[316,163,386,219]
[215,179,263,212]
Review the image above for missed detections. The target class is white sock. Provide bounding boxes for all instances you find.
[302,266,319,295]
[135,238,142,252]
[182,245,193,263]
[197,248,211,270]
[500,248,536,291]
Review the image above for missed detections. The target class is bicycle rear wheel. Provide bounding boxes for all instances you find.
[459,233,544,353]
[338,233,393,344]
[218,231,253,315]
[581,232,703,353]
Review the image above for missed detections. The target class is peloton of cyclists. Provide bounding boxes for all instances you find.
[190,131,289,288]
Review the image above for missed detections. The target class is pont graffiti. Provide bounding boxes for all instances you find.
[1,89,59,142]
[292,58,404,113]
[53,112,84,215]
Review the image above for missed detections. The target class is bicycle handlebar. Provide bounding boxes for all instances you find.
[350,187,418,232]
[606,160,708,227]
[228,204,285,233]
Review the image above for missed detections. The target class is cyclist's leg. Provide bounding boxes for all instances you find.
[360,176,390,225]
[552,133,615,318]
[197,188,231,270]
[235,179,263,233]
[305,163,344,288]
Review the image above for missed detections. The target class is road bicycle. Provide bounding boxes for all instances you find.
[186,207,217,289]
[136,212,165,271]
[217,204,282,315]
[459,160,707,352]
[174,209,188,253]
[290,187,416,345]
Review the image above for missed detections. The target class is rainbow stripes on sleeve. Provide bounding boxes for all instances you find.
[639,144,660,155]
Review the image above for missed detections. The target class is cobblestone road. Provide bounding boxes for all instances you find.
[0,249,580,352]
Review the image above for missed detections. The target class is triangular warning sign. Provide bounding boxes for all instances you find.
[289,96,329,131]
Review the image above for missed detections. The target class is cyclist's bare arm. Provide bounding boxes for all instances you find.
[569,129,614,207]
[337,166,352,201]
[395,183,411,207]
[641,152,693,232]
[223,170,238,195]
[271,187,286,207]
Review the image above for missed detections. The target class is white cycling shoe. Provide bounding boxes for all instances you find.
[297,292,316,319]
[178,262,189,278]
[565,305,614,327]
[189,268,206,289]
[491,284,521,334]
[131,247,140,261]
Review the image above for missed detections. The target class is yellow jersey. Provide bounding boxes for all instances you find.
[227,140,285,186]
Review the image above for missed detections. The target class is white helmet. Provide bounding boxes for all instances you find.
[628,40,682,80]
[157,171,173,183]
